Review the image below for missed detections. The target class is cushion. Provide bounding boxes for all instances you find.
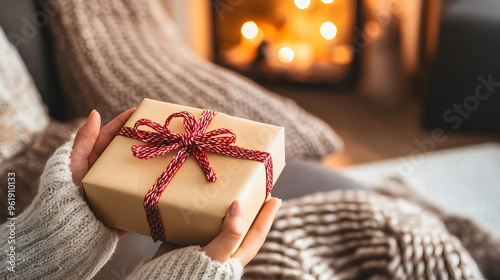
[272,160,368,200]
[45,0,342,161]
[0,27,49,162]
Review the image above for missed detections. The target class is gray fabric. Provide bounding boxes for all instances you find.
[272,161,368,200]
[424,0,500,132]
[0,0,66,119]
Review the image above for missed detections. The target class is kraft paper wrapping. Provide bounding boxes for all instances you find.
[82,99,285,246]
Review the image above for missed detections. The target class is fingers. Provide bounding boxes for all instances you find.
[71,110,101,185]
[233,197,281,266]
[202,198,281,266]
[71,108,135,184]
[89,108,136,166]
[202,200,244,263]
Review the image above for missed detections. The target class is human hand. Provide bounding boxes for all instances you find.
[153,197,282,266]
[70,108,135,186]
[70,109,135,238]
[205,198,282,266]
[73,109,281,264]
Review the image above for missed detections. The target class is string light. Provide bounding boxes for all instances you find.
[294,0,311,10]
[278,47,295,63]
[321,0,334,4]
[241,21,259,40]
[320,21,337,40]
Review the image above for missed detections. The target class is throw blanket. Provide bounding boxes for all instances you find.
[245,179,500,279]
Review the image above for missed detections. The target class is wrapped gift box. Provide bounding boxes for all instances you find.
[82,98,285,246]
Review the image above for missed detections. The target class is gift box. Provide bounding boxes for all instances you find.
[81,98,285,246]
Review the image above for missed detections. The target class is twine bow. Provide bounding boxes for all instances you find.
[118,110,273,242]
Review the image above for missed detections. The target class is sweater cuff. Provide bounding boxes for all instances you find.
[127,246,243,280]
[18,138,119,278]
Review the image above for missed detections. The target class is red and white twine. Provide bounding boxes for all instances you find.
[118,110,273,242]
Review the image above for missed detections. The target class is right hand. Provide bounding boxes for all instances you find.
[203,198,282,266]
[153,198,282,266]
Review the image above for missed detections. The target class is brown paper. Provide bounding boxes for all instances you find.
[82,98,285,246]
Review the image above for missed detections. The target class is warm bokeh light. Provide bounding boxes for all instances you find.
[293,43,314,69]
[320,21,338,40]
[215,0,357,82]
[294,0,311,10]
[330,44,354,65]
[241,21,259,40]
[278,47,295,63]
[365,20,382,38]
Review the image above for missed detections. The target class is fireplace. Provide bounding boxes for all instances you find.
[211,0,362,85]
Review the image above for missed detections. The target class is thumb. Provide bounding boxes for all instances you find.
[202,200,244,263]
[71,110,101,185]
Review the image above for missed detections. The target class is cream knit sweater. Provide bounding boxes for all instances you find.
[0,140,242,280]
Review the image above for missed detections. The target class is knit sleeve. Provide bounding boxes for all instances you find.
[126,246,243,280]
[0,139,119,280]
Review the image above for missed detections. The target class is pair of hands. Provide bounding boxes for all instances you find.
[70,109,281,266]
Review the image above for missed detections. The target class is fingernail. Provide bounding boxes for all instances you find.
[230,200,243,217]
[88,109,96,119]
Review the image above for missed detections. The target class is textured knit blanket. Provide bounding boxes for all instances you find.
[245,178,500,279]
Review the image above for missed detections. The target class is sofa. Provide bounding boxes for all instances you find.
[0,0,356,277]
[1,1,499,279]
[0,0,348,219]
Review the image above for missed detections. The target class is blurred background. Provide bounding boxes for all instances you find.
[165,0,500,168]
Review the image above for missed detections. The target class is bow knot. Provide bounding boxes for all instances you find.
[118,109,273,243]
[181,133,197,147]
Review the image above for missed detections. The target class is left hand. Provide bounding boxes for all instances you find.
[70,108,136,238]
[71,108,135,186]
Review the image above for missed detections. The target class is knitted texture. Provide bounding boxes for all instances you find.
[0,139,244,279]
[0,27,49,162]
[0,140,118,280]
[1,139,495,279]
[127,246,243,280]
[440,216,500,279]
[0,119,83,220]
[45,0,342,161]
[374,178,500,279]
[245,190,483,279]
